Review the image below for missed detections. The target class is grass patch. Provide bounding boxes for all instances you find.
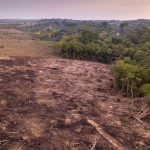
[0,39,53,57]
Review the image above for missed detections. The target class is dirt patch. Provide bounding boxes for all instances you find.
[0,57,150,149]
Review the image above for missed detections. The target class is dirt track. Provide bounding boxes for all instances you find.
[0,57,150,150]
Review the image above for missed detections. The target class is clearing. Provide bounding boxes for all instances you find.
[0,56,150,150]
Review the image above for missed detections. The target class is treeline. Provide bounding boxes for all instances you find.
[55,28,150,63]
[56,30,120,63]
[18,20,117,41]
[16,19,150,42]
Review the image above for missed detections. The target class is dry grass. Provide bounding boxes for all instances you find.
[0,27,54,57]
[0,32,32,40]
[0,28,32,40]
[19,22,37,26]
[0,28,24,33]
[0,39,53,57]
[0,28,53,56]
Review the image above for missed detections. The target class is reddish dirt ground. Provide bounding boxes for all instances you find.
[0,56,150,150]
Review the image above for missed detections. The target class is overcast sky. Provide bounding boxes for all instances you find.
[0,0,150,20]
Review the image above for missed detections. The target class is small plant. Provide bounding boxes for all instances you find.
[114,99,118,102]
[101,97,107,101]
[86,74,92,78]
[119,117,128,123]
[114,98,120,102]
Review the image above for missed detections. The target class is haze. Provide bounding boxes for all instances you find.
[0,0,150,20]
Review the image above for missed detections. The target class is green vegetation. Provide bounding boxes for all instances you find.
[101,97,107,101]
[114,99,118,102]
[111,59,150,99]
[139,84,150,107]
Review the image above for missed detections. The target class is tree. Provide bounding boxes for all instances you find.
[111,61,142,99]
[119,22,129,35]
[140,84,150,107]
[112,37,123,45]
[125,48,135,59]
[101,22,108,28]
[80,29,95,44]
[133,50,146,62]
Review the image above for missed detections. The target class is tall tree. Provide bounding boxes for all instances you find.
[80,29,95,44]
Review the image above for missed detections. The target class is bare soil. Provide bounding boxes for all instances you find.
[0,56,150,150]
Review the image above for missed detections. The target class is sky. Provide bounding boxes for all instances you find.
[0,0,150,20]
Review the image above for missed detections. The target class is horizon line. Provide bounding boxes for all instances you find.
[0,18,150,21]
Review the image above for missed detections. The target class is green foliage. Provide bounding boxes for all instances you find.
[112,37,123,45]
[139,84,150,107]
[80,29,95,44]
[133,50,146,62]
[110,60,150,98]
[124,48,135,59]
[139,84,150,95]
[114,99,118,102]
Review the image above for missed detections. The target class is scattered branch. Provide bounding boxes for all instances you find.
[131,115,145,125]
[0,140,8,143]
[0,140,9,149]
[131,102,150,126]
[91,137,99,150]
